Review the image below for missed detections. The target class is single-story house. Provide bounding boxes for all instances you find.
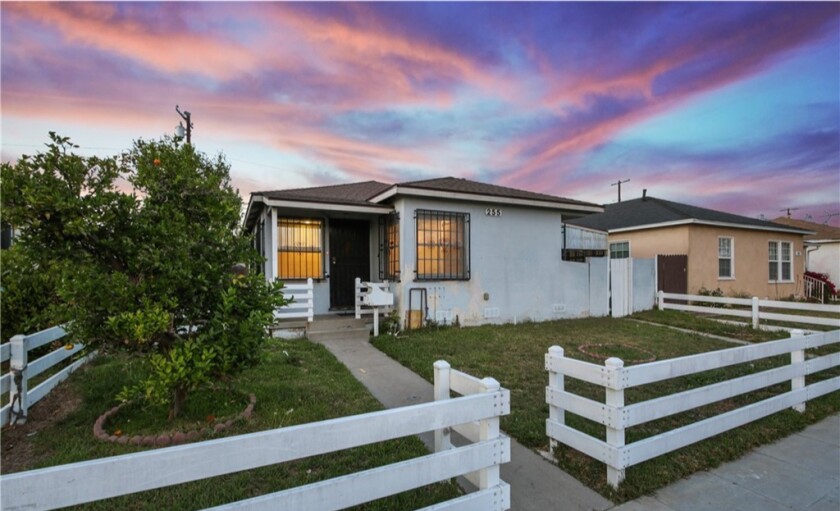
[772,217,840,287]
[567,193,813,299]
[243,177,609,327]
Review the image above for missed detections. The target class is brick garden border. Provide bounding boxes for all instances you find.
[93,393,256,447]
[577,343,656,364]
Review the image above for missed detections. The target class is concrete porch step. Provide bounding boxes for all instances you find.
[306,316,371,342]
[307,327,370,343]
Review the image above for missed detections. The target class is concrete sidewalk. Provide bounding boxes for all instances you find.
[614,414,840,511]
[315,337,612,511]
[316,336,839,511]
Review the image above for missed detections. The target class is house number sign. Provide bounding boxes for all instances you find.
[485,208,502,217]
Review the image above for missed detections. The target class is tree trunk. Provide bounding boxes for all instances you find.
[169,386,187,421]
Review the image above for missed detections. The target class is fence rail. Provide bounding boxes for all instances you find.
[274,278,314,322]
[1,363,510,511]
[546,329,840,488]
[658,291,840,329]
[1,326,95,427]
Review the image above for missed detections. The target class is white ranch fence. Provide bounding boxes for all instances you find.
[658,290,840,329]
[274,278,314,322]
[1,325,95,427]
[545,329,840,488]
[354,278,393,319]
[1,362,511,511]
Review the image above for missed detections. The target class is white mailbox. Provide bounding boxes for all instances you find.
[360,283,394,307]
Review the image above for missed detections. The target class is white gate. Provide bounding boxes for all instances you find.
[610,259,633,318]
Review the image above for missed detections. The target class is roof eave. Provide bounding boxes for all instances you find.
[369,185,603,213]
[608,219,814,235]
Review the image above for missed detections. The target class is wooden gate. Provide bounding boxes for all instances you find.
[657,254,687,295]
[610,258,633,318]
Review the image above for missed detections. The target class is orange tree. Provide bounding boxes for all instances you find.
[1,133,286,419]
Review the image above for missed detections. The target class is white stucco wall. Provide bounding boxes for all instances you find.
[807,241,840,285]
[391,197,609,327]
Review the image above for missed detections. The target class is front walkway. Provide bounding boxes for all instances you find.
[315,337,612,511]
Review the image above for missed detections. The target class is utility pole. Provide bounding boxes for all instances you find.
[611,179,630,202]
[175,105,193,144]
[779,207,800,218]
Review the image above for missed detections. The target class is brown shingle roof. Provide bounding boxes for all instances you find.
[255,181,392,207]
[394,177,599,207]
[771,217,839,240]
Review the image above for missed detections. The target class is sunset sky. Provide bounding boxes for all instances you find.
[2,2,838,224]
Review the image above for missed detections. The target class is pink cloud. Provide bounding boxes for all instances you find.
[3,3,266,81]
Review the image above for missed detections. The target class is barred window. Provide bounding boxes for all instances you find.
[379,212,400,280]
[253,219,265,275]
[278,218,323,280]
[415,209,470,280]
[562,249,606,262]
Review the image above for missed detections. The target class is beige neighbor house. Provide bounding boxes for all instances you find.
[772,217,840,288]
[568,194,813,300]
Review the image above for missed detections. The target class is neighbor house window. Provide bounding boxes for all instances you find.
[415,209,470,280]
[768,241,792,282]
[718,237,733,279]
[609,241,630,259]
[379,212,400,280]
[278,218,323,279]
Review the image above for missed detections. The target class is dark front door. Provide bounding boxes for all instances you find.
[329,219,370,309]
[657,254,688,294]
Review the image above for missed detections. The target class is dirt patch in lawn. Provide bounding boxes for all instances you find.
[0,380,82,474]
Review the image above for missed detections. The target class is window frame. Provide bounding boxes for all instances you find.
[609,240,630,259]
[718,236,734,280]
[277,217,324,280]
[768,240,793,283]
[414,209,470,281]
[379,212,400,281]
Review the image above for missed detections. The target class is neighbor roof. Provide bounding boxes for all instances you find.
[771,217,840,241]
[567,196,813,235]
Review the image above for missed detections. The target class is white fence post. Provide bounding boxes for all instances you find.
[791,329,806,413]
[547,346,565,452]
[752,297,760,329]
[355,278,362,320]
[605,357,625,489]
[433,360,452,452]
[9,334,29,425]
[307,278,314,322]
[478,377,501,490]
[657,290,664,310]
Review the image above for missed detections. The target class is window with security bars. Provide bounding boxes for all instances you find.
[253,219,265,274]
[278,218,323,280]
[768,240,792,282]
[562,249,606,262]
[379,212,400,280]
[415,209,470,280]
[718,237,733,278]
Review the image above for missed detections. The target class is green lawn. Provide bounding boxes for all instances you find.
[1,339,460,510]
[372,316,840,502]
[630,309,782,342]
